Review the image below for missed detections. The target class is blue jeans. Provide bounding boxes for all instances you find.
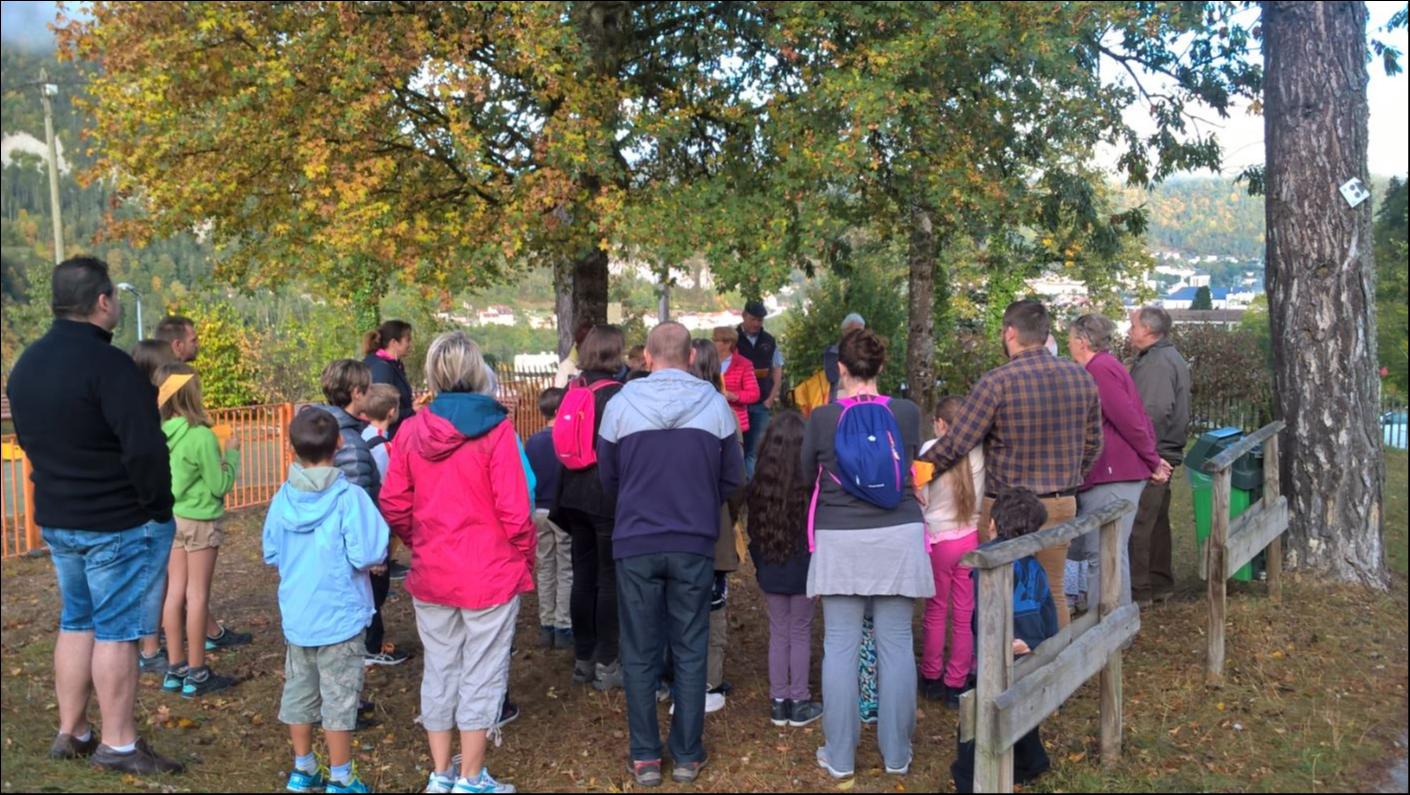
[43,519,176,642]
[742,404,773,479]
[616,552,713,764]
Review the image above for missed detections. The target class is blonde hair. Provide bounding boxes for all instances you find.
[362,383,401,422]
[712,325,739,349]
[425,331,488,396]
[935,395,976,524]
[156,363,210,427]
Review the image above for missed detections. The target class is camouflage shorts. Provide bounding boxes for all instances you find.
[279,631,365,731]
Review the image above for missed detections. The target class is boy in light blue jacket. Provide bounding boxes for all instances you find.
[262,408,389,795]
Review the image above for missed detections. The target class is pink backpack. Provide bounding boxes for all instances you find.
[552,377,617,470]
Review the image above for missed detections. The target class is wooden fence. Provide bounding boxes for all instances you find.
[958,499,1139,792]
[0,366,556,560]
[1200,420,1288,687]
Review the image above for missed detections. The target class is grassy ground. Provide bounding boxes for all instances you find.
[1,453,1406,793]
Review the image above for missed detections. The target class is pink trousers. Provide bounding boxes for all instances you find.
[920,531,978,686]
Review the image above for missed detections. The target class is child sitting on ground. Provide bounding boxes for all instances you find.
[745,411,823,728]
[263,408,389,794]
[155,364,242,698]
[951,486,1058,793]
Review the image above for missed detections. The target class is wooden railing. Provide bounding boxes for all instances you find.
[958,499,1139,792]
[1200,420,1287,687]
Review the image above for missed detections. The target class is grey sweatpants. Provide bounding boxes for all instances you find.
[821,595,917,773]
[413,596,520,732]
[1071,481,1147,608]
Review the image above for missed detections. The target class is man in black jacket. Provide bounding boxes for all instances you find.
[7,257,183,775]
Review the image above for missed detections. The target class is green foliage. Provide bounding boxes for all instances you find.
[1192,285,1214,310]
[1170,324,1274,416]
[169,298,262,408]
[1374,178,1408,397]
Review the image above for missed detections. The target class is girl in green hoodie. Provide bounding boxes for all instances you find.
[156,364,241,698]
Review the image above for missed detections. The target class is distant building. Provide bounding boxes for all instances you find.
[1159,286,1230,310]
[1166,309,1246,329]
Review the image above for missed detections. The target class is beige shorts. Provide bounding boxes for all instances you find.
[174,517,224,552]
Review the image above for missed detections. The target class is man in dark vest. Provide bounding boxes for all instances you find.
[736,300,784,478]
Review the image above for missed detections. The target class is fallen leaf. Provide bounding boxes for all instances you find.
[1215,702,1226,711]
[1068,751,1087,763]
[176,717,199,729]
[836,778,856,791]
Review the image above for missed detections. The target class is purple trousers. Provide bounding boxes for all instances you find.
[764,592,815,702]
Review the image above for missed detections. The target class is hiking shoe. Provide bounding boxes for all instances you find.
[770,699,792,727]
[287,767,329,793]
[139,650,168,676]
[919,675,945,702]
[181,668,236,699]
[815,746,853,780]
[49,731,99,759]
[572,659,596,684]
[627,758,663,788]
[451,769,516,793]
[204,624,253,651]
[364,645,410,666]
[943,684,964,708]
[538,626,555,649]
[592,661,623,691]
[788,700,823,727]
[162,664,190,693]
[388,561,410,581]
[326,774,370,793]
[425,771,455,794]
[495,700,520,728]
[671,752,708,784]
[553,627,574,650]
[90,739,184,775]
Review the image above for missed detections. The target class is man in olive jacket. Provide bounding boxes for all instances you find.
[1126,306,1191,604]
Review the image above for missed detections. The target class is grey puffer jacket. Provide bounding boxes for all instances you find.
[314,405,381,500]
[1128,339,1191,467]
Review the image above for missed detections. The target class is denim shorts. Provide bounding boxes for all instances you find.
[43,519,176,642]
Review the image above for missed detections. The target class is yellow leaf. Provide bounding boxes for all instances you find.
[1068,751,1087,763]
[836,778,856,791]
[1215,702,1226,712]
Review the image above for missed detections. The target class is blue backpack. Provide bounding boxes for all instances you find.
[807,395,905,551]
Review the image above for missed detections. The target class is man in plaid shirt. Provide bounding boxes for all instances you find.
[918,300,1102,628]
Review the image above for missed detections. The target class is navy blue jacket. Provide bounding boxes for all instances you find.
[970,548,1060,651]
[524,427,561,512]
[363,353,415,439]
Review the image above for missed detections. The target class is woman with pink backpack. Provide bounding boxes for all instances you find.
[802,328,934,781]
[548,325,627,690]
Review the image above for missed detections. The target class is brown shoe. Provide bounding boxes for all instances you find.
[49,732,99,760]
[90,739,184,775]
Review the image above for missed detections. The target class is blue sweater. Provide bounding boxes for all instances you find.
[597,369,745,561]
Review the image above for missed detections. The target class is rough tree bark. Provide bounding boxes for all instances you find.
[906,203,937,416]
[552,247,610,358]
[1264,0,1386,587]
[554,259,575,358]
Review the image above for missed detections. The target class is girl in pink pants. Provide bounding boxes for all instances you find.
[917,396,986,704]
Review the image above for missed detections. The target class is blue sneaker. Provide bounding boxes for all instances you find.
[425,771,456,793]
[287,766,329,793]
[451,769,516,793]
[326,774,370,794]
[162,665,189,693]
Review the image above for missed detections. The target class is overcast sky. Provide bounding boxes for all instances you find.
[3,0,1407,178]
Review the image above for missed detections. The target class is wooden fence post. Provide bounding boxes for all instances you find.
[1205,467,1232,687]
[22,451,40,553]
[974,564,1015,793]
[1264,434,1282,601]
[1098,515,1122,765]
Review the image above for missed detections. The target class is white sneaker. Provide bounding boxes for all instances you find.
[667,692,727,715]
[816,746,854,779]
[426,772,455,793]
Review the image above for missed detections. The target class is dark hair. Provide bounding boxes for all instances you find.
[627,344,646,365]
[362,320,413,355]
[154,315,195,344]
[538,387,566,418]
[690,339,723,391]
[51,257,114,319]
[990,486,1048,541]
[131,339,178,385]
[746,411,809,564]
[290,406,340,463]
[573,317,595,347]
[321,359,372,408]
[624,368,651,382]
[1002,300,1050,347]
[837,327,886,381]
[578,325,625,374]
[934,395,977,524]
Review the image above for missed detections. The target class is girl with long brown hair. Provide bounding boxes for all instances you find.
[917,395,985,705]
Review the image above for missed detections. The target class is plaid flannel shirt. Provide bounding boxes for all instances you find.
[921,348,1103,495]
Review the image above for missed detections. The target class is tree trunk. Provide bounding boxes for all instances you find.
[1264,0,1386,587]
[553,247,611,357]
[906,203,937,416]
[554,259,575,358]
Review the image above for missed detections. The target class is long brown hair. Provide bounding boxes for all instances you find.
[690,339,723,392]
[157,363,211,428]
[746,411,809,564]
[936,395,976,524]
[362,320,413,355]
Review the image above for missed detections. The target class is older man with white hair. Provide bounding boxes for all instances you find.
[822,313,866,401]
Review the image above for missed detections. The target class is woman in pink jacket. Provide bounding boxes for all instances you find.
[713,326,761,433]
[381,331,533,795]
[1066,314,1172,610]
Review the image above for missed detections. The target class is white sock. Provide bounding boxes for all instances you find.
[72,728,92,742]
[106,740,137,754]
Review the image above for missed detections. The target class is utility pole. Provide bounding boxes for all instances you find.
[40,68,64,265]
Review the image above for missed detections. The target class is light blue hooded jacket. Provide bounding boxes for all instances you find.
[262,464,390,647]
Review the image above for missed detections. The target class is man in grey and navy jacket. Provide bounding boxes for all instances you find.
[597,322,744,785]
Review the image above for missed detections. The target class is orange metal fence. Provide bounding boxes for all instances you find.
[1,434,40,558]
[210,403,295,511]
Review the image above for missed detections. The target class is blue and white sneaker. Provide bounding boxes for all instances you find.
[451,769,517,793]
[425,771,455,793]
[162,665,189,693]
[326,774,370,794]
[286,766,329,793]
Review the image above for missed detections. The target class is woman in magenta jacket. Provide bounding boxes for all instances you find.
[380,331,533,794]
[1066,314,1172,609]
[713,326,761,433]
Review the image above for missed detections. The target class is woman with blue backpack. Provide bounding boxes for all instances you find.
[802,328,934,780]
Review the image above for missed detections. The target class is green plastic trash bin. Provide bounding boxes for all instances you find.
[1186,427,1265,582]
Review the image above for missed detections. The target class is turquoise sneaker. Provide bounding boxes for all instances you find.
[451,769,516,793]
[286,766,329,793]
[162,665,189,693]
[425,771,455,793]
[326,773,370,794]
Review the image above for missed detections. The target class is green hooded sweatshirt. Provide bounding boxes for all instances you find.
[163,417,241,520]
